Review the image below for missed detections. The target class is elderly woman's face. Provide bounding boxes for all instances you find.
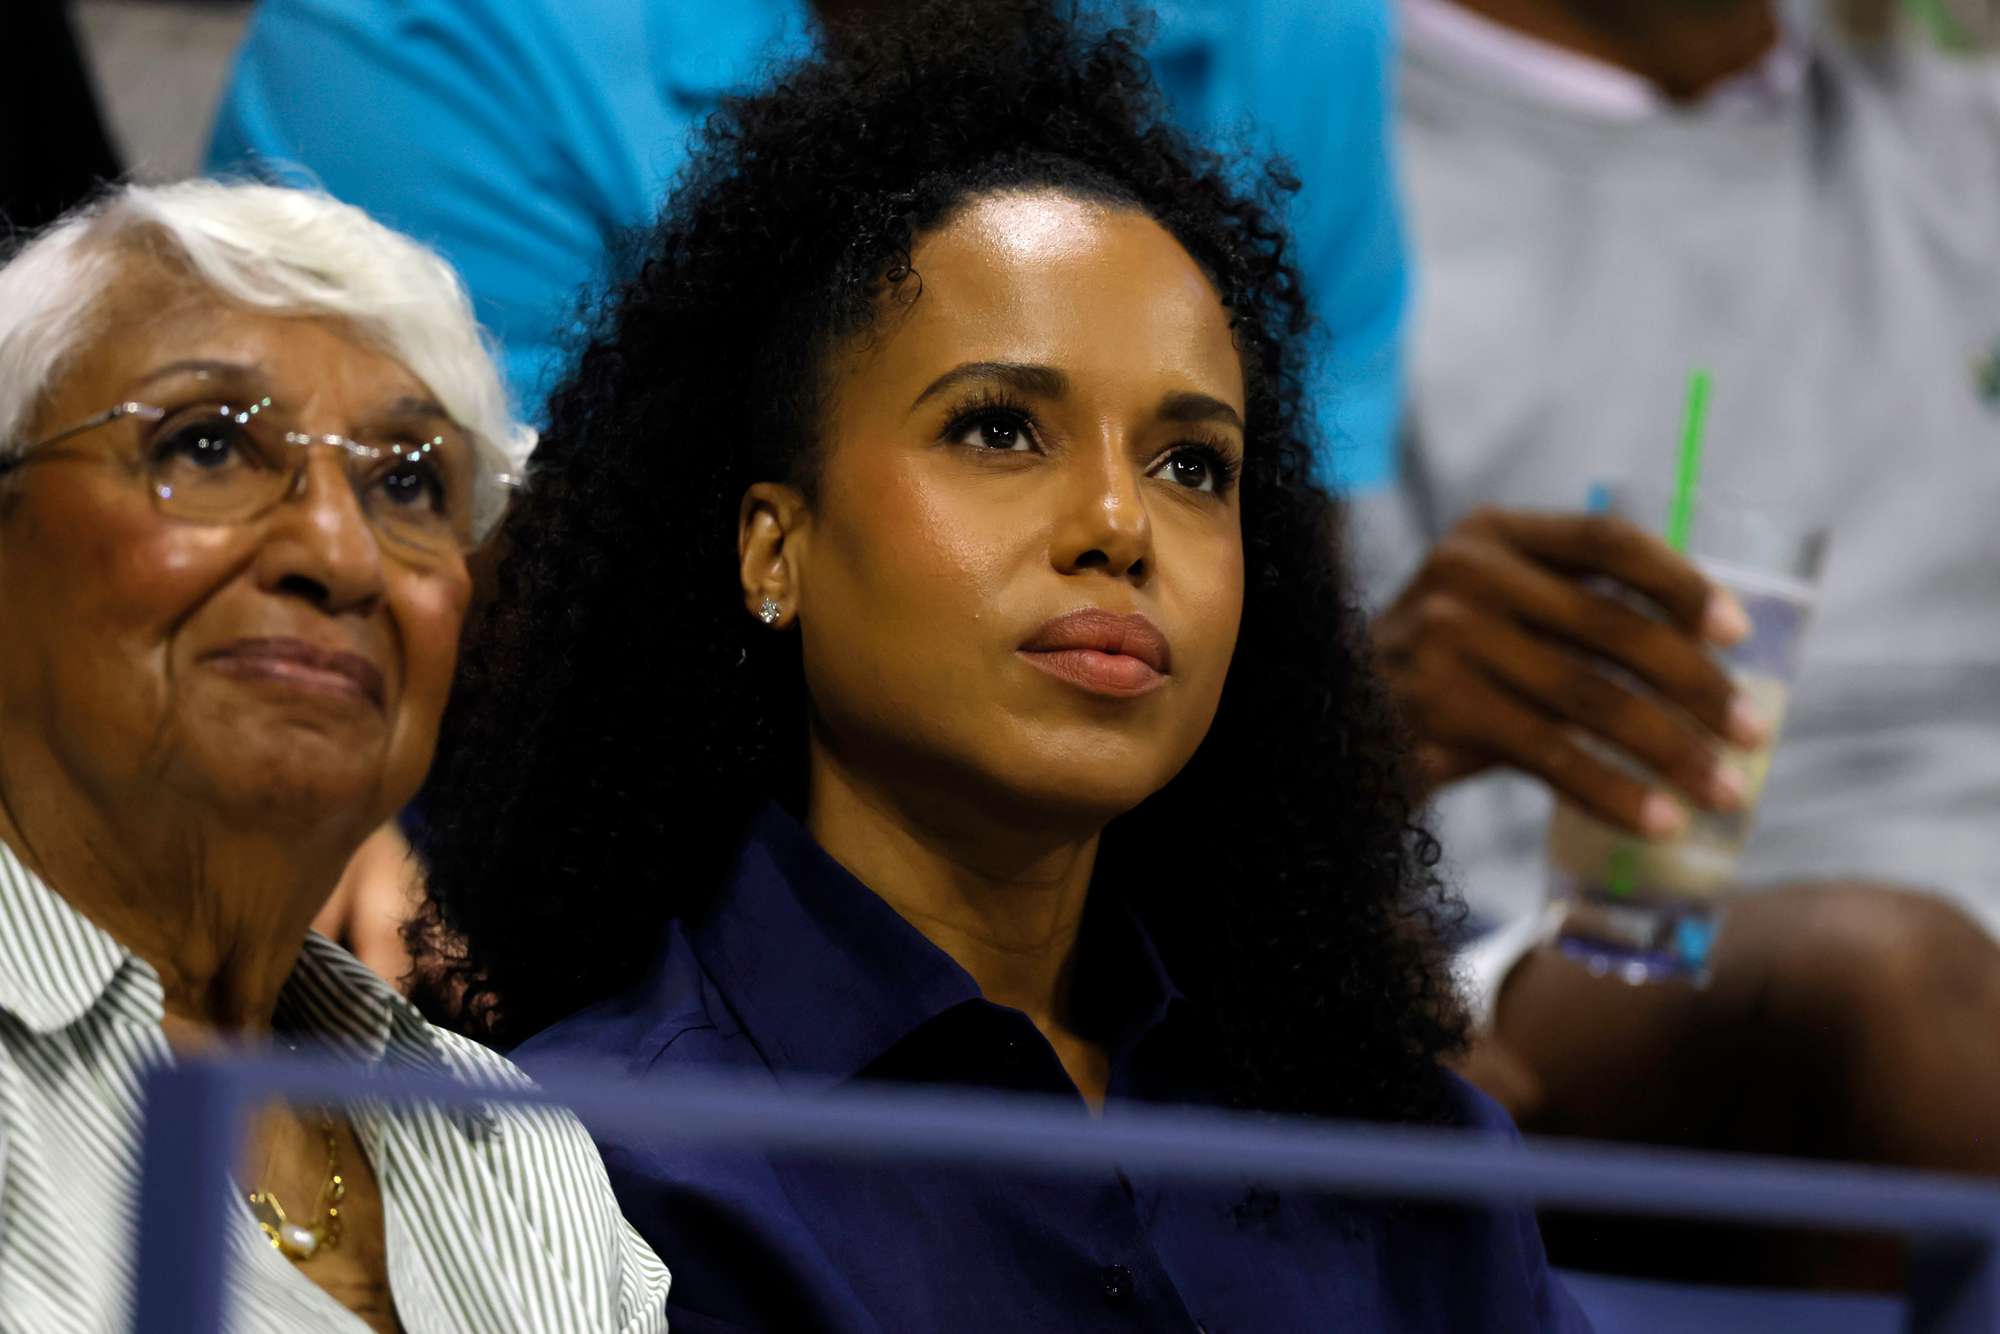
[787,190,1246,826]
[0,271,472,836]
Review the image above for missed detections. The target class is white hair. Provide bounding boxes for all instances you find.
[0,180,534,536]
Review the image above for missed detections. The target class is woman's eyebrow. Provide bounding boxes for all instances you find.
[911,361,1070,410]
[132,358,263,390]
[1157,390,1244,431]
[373,396,454,423]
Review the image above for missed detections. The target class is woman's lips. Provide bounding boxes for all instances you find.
[1018,609,1171,699]
[199,637,387,710]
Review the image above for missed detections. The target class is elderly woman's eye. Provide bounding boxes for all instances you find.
[374,459,451,514]
[151,420,254,473]
[947,407,1037,453]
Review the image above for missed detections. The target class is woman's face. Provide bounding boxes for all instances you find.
[0,266,473,842]
[775,190,1246,829]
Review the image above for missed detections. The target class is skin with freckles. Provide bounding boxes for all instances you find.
[737,191,1246,1106]
[0,255,474,1332]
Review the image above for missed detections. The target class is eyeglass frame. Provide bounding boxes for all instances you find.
[0,399,517,560]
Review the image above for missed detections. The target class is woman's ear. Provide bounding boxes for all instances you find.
[737,481,811,629]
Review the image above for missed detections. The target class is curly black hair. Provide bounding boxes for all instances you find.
[416,0,1468,1122]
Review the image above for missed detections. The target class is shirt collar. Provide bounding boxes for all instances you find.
[275,932,459,1079]
[0,837,465,1095]
[0,840,148,1034]
[278,932,495,1137]
[1069,884,1185,1063]
[1401,0,1810,122]
[690,804,985,1090]
[690,804,1186,1092]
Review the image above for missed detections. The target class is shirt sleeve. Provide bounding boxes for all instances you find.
[204,0,628,419]
[1150,0,1409,492]
[1242,0,1409,494]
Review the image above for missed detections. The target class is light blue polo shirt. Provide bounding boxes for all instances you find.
[209,0,1404,489]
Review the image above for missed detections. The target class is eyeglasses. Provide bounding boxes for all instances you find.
[1,399,487,562]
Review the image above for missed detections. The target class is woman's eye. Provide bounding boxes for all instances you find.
[373,459,450,514]
[949,410,1036,453]
[152,420,252,473]
[1155,446,1222,494]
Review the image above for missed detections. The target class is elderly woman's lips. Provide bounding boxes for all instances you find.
[199,638,386,709]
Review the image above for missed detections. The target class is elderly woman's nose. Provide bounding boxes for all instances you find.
[253,449,387,612]
[1050,432,1152,580]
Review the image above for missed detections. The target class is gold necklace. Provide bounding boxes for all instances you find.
[246,1109,346,1262]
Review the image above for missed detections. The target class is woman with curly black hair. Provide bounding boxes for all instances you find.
[416,3,1586,1329]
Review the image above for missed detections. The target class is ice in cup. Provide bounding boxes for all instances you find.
[1544,490,1828,984]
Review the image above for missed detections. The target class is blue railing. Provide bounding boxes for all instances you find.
[135,1055,2000,1332]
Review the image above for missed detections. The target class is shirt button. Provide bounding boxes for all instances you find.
[1102,1264,1134,1303]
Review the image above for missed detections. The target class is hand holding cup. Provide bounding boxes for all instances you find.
[1372,506,1768,833]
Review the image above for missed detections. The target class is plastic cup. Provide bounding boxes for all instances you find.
[1542,481,1829,984]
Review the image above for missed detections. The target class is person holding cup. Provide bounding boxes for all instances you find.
[1369,0,2000,1196]
[1375,483,2000,1182]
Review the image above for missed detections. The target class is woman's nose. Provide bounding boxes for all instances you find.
[252,449,387,613]
[1050,435,1152,582]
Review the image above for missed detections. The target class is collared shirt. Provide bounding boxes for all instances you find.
[1401,0,1808,120]
[206,0,1407,490]
[516,805,1588,1334]
[0,841,671,1332]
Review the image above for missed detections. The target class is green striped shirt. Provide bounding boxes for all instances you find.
[0,842,672,1332]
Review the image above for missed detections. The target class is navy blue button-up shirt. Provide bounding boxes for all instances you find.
[516,805,1590,1333]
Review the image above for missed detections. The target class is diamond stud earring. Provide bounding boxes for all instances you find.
[757,597,782,626]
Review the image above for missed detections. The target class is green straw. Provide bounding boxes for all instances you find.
[1666,369,1711,553]
[1607,844,1638,899]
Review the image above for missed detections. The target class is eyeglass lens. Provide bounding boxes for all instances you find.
[143,405,475,556]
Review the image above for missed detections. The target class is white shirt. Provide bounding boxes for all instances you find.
[0,842,672,1332]
[1400,0,1809,120]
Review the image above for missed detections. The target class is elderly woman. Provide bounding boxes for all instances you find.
[414,6,1587,1331]
[0,181,669,1331]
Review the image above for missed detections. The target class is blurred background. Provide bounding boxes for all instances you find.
[73,0,253,180]
[28,0,2000,198]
